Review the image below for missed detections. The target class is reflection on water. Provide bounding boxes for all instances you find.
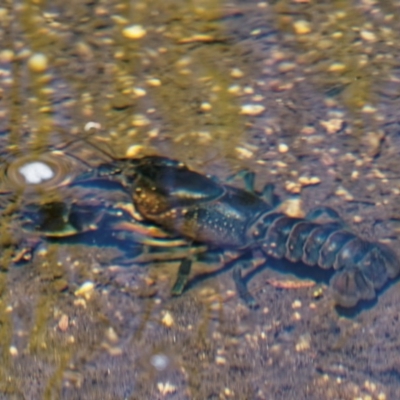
[0,0,400,398]
[2,151,79,191]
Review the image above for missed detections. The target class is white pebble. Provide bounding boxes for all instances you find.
[74,281,95,298]
[150,354,170,371]
[278,143,289,153]
[84,121,101,131]
[18,161,54,184]
[9,346,18,357]
[240,104,265,116]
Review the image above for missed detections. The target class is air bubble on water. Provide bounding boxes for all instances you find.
[150,354,169,371]
[18,162,54,184]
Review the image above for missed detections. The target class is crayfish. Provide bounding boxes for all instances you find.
[64,154,400,309]
[3,134,399,309]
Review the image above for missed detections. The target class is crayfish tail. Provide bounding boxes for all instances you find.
[330,241,400,307]
[330,267,375,308]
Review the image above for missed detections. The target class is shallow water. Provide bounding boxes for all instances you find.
[1,0,400,399]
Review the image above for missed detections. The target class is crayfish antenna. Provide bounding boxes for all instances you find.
[53,127,118,168]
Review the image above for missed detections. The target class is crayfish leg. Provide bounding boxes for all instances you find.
[242,171,256,193]
[261,183,280,207]
[171,258,192,296]
[226,170,255,192]
[232,263,259,309]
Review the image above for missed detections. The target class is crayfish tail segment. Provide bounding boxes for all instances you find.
[306,206,344,224]
[331,237,371,271]
[330,267,375,308]
[301,223,342,266]
[371,243,400,279]
[357,243,398,289]
[330,242,400,308]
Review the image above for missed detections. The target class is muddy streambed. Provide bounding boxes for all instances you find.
[1,0,400,399]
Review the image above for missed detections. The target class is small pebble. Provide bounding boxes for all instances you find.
[157,382,176,395]
[320,118,344,134]
[330,30,343,39]
[132,114,150,127]
[231,68,244,78]
[362,104,377,113]
[360,30,377,42]
[278,62,296,73]
[105,327,119,343]
[285,181,301,194]
[295,334,311,351]
[0,49,14,63]
[292,300,302,309]
[161,311,174,327]
[146,78,161,86]
[292,311,301,321]
[278,143,289,153]
[298,176,321,186]
[84,121,101,131]
[235,146,253,159]
[106,345,123,356]
[125,144,145,158]
[200,102,212,112]
[28,53,48,72]
[215,356,227,365]
[279,197,304,218]
[328,62,346,72]
[58,314,69,331]
[224,387,234,396]
[9,346,18,357]
[313,287,323,298]
[364,381,376,393]
[228,84,241,95]
[293,20,311,34]
[150,354,170,371]
[243,86,254,94]
[133,87,146,97]
[148,128,159,138]
[74,281,95,299]
[122,24,146,39]
[240,104,265,116]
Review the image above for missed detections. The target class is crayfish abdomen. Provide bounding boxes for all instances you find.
[248,210,399,307]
